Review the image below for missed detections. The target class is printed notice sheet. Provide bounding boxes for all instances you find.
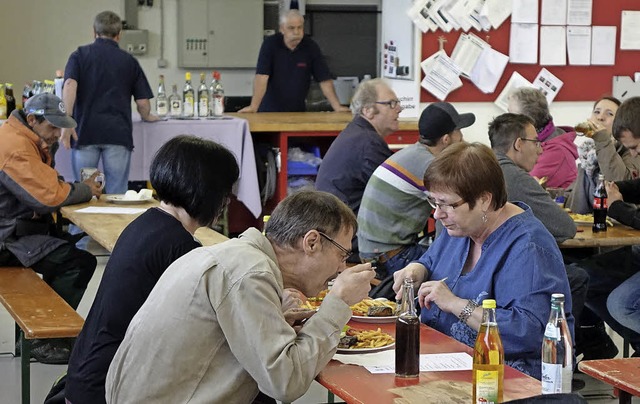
[494,71,534,112]
[332,350,473,374]
[591,26,616,65]
[540,26,567,66]
[621,11,640,50]
[533,68,564,103]
[421,52,463,101]
[509,23,538,64]
[567,26,591,65]
[567,0,592,26]
[541,0,567,25]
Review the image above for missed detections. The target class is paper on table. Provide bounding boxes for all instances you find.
[511,0,538,24]
[332,351,473,374]
[591,26,616,65]
[540,26,567,66]
[541,0,567,25]
[494,71,534,112]
[567,26,591,65]
[74,207,147,215]
[567,0,592,26]
[470,47,509,94]
[621,11,640,51]
[509,23,538,64]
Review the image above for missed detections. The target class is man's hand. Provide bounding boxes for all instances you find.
[333,105,351,112]
[330,263,375,306]
[238,105,257,113]
[83,172,104,197]
[393,263,427,301]
[606,181,623,204]
[60,128,77,149]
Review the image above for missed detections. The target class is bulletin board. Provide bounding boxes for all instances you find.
[420,0,640,102]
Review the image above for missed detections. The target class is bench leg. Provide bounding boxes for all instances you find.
[20,331,30,404]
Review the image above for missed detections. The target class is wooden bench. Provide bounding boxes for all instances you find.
[0,267,84,404]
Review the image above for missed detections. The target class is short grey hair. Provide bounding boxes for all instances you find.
[508,88,551,130]
[265,190,357,249]
[488,113,535,154]
[94,11,122,38]
[350,78,387,116]
[279,9,304,25]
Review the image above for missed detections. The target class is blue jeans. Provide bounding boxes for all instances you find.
[608,271,640,334]
[72,145,131,194]
[361,243,428,278]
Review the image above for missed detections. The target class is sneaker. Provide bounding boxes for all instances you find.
[575,323,619,360]
[30,340,71,365]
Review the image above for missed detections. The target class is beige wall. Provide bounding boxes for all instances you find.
[0,0,595,144]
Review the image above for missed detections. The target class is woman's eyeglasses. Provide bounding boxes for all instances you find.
[426,196,466,212]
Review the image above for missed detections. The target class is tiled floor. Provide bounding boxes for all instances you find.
[0,242,636,404]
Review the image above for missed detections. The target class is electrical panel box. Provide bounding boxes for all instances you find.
[119,29,149,56]
[177,0,263,68]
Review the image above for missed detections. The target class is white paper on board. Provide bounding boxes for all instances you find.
[509,23,538,64]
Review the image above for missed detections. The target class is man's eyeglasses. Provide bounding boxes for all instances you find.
[426,195,466,212]
[519,138,542,148]
[318,231,353,262]
[375,99,402,110]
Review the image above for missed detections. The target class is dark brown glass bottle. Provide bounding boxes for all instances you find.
[395,278,420,377]
[593,174,607,233]
[5,83,16,116]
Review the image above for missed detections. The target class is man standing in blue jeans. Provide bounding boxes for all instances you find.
[358,102,474,281]
[60,10,158,194]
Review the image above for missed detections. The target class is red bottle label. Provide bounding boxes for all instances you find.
[593,197,607,209]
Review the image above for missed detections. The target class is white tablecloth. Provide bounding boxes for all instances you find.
[54,116,262,218]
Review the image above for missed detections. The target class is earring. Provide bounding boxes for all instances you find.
[482,211,488,223]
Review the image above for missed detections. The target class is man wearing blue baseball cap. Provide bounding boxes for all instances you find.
[0,93,103,364]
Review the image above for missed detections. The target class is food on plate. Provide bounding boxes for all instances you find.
[299,289,329,310]
[569,212,614,226]
[339,327,395,350]
[367,306,394,317]
[350,298,397,317]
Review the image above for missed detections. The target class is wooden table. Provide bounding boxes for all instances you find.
[60,196,228,252]
[317,321,541,403]
[578,358,640,404]
[559,223,640,249]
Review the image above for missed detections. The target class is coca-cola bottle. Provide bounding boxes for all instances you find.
[593,174,607,233]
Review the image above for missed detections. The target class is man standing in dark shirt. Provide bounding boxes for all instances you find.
[239,9,348,113]
[61,10,158,194]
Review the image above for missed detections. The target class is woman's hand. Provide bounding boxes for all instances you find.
[393,263,427,300]
[417,279,457,312]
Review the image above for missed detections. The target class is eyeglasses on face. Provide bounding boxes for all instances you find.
[375,99,402,110]
[426,195,466,212]
[519,137,542,148]
[318,231,353,262]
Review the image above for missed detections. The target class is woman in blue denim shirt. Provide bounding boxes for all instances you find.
[393,142,574,380]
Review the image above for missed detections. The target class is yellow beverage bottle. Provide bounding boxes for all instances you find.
[472,299,504,404]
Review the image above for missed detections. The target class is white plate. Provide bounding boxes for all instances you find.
[351,315,398,323]
[105,195,154,205]
[336,342,395,354]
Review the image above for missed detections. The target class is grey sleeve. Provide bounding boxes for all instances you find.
[60,182,93,206]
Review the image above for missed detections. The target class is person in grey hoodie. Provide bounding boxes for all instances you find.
[489,113,595,363]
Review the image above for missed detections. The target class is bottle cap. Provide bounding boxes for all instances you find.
[551,293,565,302]
[482,299,496,309]
[185,72,191,80]
[263,215,270,223]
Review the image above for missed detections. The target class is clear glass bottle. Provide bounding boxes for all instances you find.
[473,299,504,404]
[395,278,420,378]
[5,83,16,116]
[169,84,182,118]
[197,72,209,117]
[156,75,168,117]
[593,174,608,233]
[262,215,270,235]
[210,71,225,117]
[22,82,31,107]
[182,72,195,117]
[541,293,573,394]
[43,80,55,94]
